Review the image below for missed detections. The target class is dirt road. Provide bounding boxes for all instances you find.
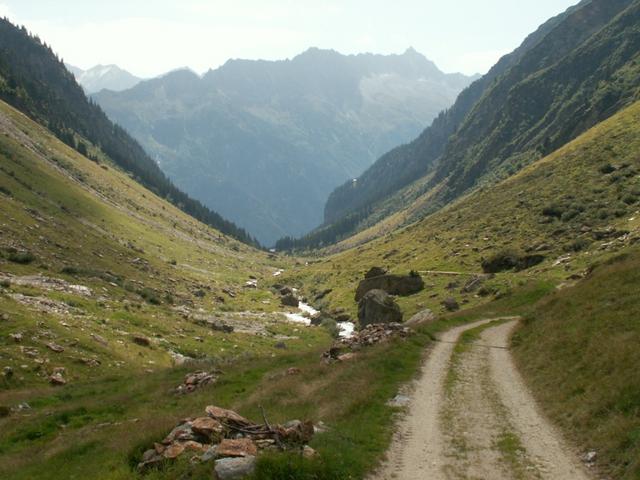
[374,318,592,480]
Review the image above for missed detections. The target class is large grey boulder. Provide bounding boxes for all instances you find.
[358,289,403,327]
[214,456,256,479]
[355,272,424,301]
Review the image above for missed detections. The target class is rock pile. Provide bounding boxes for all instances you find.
[175,370,222,395]
[138,405,316,478]
[322,323,411,363]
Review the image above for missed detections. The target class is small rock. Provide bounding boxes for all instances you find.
[302,445,317,459]
[2,366,13,379]
[191,416,224,441]
[441,297,459,312]
[583,450,597,464]
[200,445,218,462]
[162,442,185,459]
[286,367,301,376]
[46,342,65,353]
[132,336,151,347]
[337,352,357,362]
[10,333,22,343]
[387,394,411,408]
[217,438,258,458]
[91,333,108,346]
[214,456,256,480]
[49,372,66,386]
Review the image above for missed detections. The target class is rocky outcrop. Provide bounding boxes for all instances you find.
[358,289,403,327]
[355,271,424,301]
[322,323,412,363]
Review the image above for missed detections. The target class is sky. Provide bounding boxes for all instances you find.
[0,0,579,78]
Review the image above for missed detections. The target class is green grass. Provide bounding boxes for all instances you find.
[513,249,640,480]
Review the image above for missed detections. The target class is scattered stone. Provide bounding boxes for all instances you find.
[214,456,256,480]
[442,297,460,312]
[583,450,597,464]
[222,288,236,298]
[132,335,151,347]
[355,271,424,301]
[46,342,65,353]
[91,333,108,346]
[358,289,403,327]
[461,274,493,293]
[387,394,411,408]
[9,333,22,343]
[49,372,66,386]
[175,370,220,394]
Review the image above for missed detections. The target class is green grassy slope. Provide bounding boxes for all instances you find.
[513,251,640,480]
[284,100,640,322]
[0,98,330,389]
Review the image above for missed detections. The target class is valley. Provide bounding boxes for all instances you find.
[1,1,640,479]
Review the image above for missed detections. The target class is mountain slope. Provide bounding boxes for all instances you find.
[93,48,476,245]
[286,99,640,322]
[319,0,639,248]
[67,64,142,93]
[0,19,255,245]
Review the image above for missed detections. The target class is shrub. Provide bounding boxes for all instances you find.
[7,251,35,264]
[482,250,522,273]
[482,250,545,273]
[541,204,564,218]
[599,163,616,174]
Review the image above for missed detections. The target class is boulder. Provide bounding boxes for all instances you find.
[364,266,387,279]
[357,289,403,327]
[442,297,459,312]
[355,273,424,301]
[214,456,256,480]
[281,293,299,307]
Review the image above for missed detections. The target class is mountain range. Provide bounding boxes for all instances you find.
[66,64,142,93]
[288,0,640,250]
[93,49,477,245]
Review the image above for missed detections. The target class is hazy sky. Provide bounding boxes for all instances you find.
[0,0,578,78]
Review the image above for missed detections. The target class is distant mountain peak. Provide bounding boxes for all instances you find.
[67,63,142,93]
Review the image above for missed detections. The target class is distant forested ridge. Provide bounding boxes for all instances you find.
[0,18,257,246]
